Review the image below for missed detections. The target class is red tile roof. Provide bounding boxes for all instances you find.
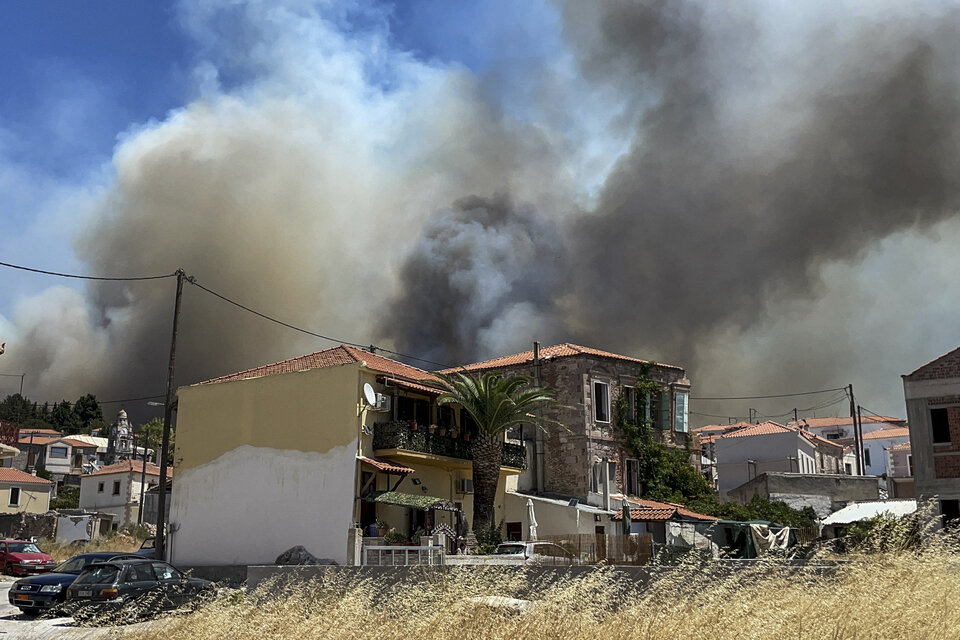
[0,468,52,485]
[441,343,683,373]
[197,344,430,386]
[794,416,904,429]
[694,422,752,434]
[888,442,912,452]
[18,428,62,436]
[87,460,172,478]
[861,427,911,441]
[17,436,96,448]
[612,498,718,522]
[718,421,792,439]
[383,377,442,396]
[358,456,415,474]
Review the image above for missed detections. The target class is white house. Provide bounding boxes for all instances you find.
[79,460,171,528]
[793,416,906,441]
[714,421,844,499]
[859,427,911,486]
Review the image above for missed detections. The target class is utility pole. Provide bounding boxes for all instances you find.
[533,341,544,495]
[793,408,798,423]
[848,384,862,475]
[857,405,865,474]
[156,269,189,561]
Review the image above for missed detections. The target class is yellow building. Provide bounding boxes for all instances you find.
[0,468,53,514]
[170,345,525,566]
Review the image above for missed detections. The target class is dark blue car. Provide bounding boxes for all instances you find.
[8,552,140,616]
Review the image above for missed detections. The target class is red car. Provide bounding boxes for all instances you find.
[0,540,56,576]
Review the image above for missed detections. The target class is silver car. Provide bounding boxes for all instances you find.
[493,542,581,565]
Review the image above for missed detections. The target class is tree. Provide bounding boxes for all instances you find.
[433,370,561,537]
[137,418,173,465]
[72,394,104,434]
[51,486,79,510]
[50,401,82,434]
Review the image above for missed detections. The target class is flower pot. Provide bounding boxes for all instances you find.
[439,428,447,436]
[428,425,437,434]
[377,527,387,537]
[410,421,418,431]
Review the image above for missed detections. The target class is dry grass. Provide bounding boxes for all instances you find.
[38,534,143,564]
[120,541,960,640]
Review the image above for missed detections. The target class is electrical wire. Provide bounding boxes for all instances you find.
[690,385,847,401]
[0,260,176,281]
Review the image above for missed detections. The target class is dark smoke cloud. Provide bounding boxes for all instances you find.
[380,195,568,366]
[562,0,960,368]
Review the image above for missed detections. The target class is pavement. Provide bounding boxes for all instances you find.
[0,577,162,639]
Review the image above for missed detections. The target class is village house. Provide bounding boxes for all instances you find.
[902,345,960,525]
[887,442,914,499]
[12,434,98,483]
[704,421,846,499]
[78,459,171,528]
[794,415,906,441]
[169,344,526,567]
[839,426,911,486]
[442,343,692,538]
[0,468,52,514]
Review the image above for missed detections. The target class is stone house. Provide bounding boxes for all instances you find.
[902,345,960,525]
[443,343,692,509]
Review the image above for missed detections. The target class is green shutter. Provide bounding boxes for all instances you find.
[660,391,670,429]
[674,393,689,432]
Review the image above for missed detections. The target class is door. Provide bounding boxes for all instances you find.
[123,562,160,607]
[152,562,190,607]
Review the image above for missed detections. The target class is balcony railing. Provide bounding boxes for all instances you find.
[373,421,527,469]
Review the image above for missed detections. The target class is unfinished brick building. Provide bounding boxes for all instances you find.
[903,345,960,525]
[446,343,692,507]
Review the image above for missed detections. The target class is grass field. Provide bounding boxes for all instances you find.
[122,543,960,640]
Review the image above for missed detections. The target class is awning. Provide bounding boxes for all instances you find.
[0,443,19,458]
[358,456,415,475]
[371,490,461,512]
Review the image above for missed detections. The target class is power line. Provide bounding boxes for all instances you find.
[0,260,176,281]
[690,386,847,401]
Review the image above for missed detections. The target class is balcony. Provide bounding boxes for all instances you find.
[373,421,527,470]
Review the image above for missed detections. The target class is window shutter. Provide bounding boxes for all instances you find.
[674,392,689,432]
[659,391,670,429]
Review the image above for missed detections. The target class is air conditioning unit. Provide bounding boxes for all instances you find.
[374,393,391,412]
[459,478,474,494]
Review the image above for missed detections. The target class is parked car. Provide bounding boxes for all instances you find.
[133,537,156,557]
[0,540,56,576]
[493,541,581,565]
[65,558,215,622]
[8,552,141,616]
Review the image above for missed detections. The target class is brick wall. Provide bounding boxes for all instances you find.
[934,406,960,478]
[911,347,960,381]
[934,454,960,479]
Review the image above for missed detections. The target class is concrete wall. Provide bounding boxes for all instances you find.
[171,364,361,567]
[502,492,611,539]
[726,472,880,517]
[0,482,51,514]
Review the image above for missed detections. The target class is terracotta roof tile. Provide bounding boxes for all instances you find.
[0,468,52,485]
[718,421,792,439]
[441,343,683,373]
[795,416,904,429]
[18,428,62,436]
[888,442,912,452]
[861,427,911,441]
[358,456,415,474]
[17,436,96,448]
[612,498,718,522]
[87,460,172,478]
[197,344,430,386]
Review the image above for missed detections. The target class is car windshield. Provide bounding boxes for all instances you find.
[54,556,103,574]
[7,543,40,554]
[73,565,119,585]
[494,544,525,555]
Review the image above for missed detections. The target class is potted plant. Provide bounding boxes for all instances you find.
[410,420,418,431]
[428,424,437,434]
[376,518,388,537]
[383,529,407,545]
[438,425,447,436]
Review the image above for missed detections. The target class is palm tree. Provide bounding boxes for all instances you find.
[432,370,561,537]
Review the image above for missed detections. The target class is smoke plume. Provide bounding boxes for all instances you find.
[3,0,960,422]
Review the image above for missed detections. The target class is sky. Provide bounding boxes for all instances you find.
[1,0,959,425]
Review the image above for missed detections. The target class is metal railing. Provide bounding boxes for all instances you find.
[373,421,527,469]
[362,544,446,566]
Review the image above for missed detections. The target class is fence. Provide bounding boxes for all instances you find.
[362,544,446,566]
[538,533,654,565]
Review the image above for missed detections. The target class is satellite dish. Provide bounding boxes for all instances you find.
[362,383,377,407]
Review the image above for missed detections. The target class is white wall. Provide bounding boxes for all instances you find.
[79,472,153,527]
[715,431,816,498]
[863,434,911,483]
[169,443,357,567]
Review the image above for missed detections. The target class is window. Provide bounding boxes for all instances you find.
[864,448,872,468]
[625,459,640,496]
[826,433,840,440]
[622,387,636,422]
[932,408,951,444]
[8,487,20,507]
[112,480,121,496]
[151,562,182,582]
[50,446,68,459]
[673,392,689,433]
[593,382,610,423]
[845,463,852,475]
[590,462,603,493]
[98,482,104,493]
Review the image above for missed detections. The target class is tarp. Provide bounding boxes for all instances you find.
[371,491,461,512]
[749,524,791,555]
